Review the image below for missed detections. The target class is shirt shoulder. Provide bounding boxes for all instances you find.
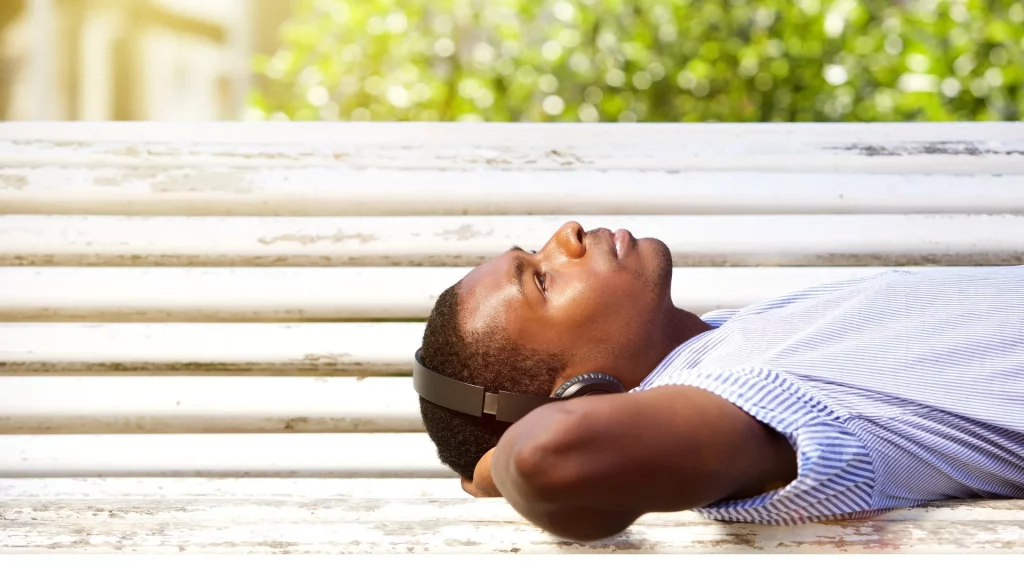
[735,269,911,319]
[697,269,909,328]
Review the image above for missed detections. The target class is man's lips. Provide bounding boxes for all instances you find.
[614,229,634,257]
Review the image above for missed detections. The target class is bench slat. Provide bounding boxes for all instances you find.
[7,478,1024,524]
[1,483,1021,552]
[8,493,1024,525]
[0,434,452,478]
[0,322,421,375]
[8,120,1023,143]
[0,478,470,499]
[0,377,422,434]
[0,266,933,321]
[5,214,1023,267]
[5,165,1024,216]
[3,122,1022,174]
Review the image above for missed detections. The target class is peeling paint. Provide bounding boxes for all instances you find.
[300,353,354,364]
[257,231,379,246]
[152,172,255,194]
[831,141,1024,157]
[443,538,482,547]
[434,224,493,241]
[431,149,595,168]
[545,149,593,166]
[0,174,29,189]
[0,361,410,377]
[90,168,165,187]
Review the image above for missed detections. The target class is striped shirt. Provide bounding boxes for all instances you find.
[636,266,1024,525]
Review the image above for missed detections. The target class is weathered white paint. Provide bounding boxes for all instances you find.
[0,477,470,499]
[4,214,1023,267]
[4,478,1021,521]
[3,122,1021,553]
[8,491,1024,525]
[0,322,423,375]
[0,267,461,321]
[0,266,942,321]
[0,434,453,478]
[0,376,423,433]
[5,120,1021,144]
[4,165,1024,216]
[1,483,1021,552]
[2,122,1022,175]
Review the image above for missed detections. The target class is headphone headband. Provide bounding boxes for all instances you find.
[413,348,560,423]
[414,348,627,423]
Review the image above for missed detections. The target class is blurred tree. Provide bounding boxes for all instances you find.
[249,0,1024,122]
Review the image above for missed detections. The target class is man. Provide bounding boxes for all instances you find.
[415,221,1024,542]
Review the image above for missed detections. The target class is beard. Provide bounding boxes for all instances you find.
[634,237,673,299]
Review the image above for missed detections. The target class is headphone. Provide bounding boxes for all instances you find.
[413,348,626,423]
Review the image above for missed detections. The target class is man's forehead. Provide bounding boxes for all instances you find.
[463,249,515,286]
[458,251,522,335]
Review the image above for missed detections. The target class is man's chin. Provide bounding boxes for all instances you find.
[644,236,672,265]
[637,237,673,295]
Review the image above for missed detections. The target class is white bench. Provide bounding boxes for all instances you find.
[1,122,1023,553]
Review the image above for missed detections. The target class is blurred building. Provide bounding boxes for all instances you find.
[0,0,294,121]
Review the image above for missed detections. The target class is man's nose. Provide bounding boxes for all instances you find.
[542,221,586,260]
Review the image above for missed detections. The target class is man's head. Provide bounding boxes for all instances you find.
[418,221,685,480]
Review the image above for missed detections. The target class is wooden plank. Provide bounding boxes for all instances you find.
[0,478,470,499]
[8,120,1023,145]
[7,120,1024,143]
[0,322,423,375]
[4,214,1023,267]
[0,377,423,434]
[4,164,1024,216]
[0,434,453,478]
[0,480,1021,552]
[0,267,459,321]
[2,122,1022,174]
[0,266,933,322]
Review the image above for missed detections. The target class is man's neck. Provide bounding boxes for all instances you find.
[623,306,714,391]
[667,306,715,346]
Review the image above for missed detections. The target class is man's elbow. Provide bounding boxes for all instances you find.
[509,410,584,504]
[499,405,642,542]
[510,434,568,504]
[512,442,639,542]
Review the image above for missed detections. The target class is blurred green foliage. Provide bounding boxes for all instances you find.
[249,0,1024,122]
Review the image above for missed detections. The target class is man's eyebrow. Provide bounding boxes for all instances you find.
[509,245,527,298]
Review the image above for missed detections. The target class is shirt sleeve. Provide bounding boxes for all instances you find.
[644,367,884,525]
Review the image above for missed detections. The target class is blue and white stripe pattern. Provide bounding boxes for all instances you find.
[637,266,1024,525]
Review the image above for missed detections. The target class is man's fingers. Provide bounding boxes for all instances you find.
[461,476,480,497]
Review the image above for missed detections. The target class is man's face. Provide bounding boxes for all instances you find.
[457,221,674,390]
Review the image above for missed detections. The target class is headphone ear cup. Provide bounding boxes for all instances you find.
[552,372,626,399]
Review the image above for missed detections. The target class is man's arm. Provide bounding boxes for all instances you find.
[489,384,797,541]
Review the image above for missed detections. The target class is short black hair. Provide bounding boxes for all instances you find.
[418,282,567,480]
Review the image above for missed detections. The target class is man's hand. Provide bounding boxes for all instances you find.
[461,448,501,498]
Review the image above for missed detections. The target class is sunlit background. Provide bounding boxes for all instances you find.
[2,0,1022,122]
